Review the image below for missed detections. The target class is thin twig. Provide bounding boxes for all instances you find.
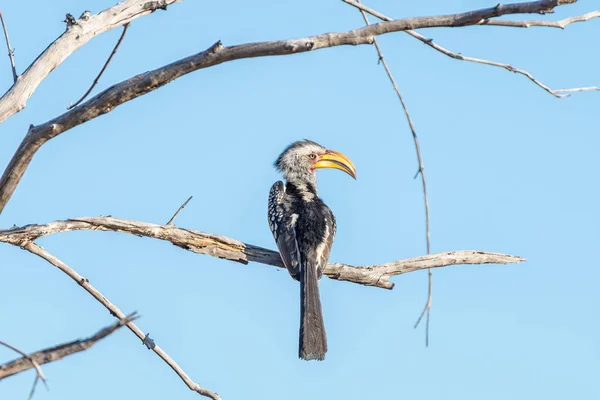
[19,242,221,400]
[0,340,48,396]
[555,86,600,94]
[352,0,433,345]
[481,10,600,28]
[167,195,193,225]
[343,0,599,98]
[0,10,17,82]
[27,375,39,400]
[0,314,136,380]
[67,23,130,109]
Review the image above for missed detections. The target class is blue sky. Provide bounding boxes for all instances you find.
[1,0,598,399]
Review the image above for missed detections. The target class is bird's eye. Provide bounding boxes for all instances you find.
[309,154,316,160]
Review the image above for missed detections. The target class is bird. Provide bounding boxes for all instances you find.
[268,139,356,361]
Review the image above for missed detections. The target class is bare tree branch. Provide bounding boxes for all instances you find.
[0,1,587,215]
[67,23,130,110]
[0,0,588,215]
[0,0,580,125]
[481,10,600,28]
[0,10,17,83]
[343,0,599,98]
[16,242,221,400]
[0,216,523,397]
[350,0,433,344]
[0,0,180,123]
[167,195,193,225]
[555,86,600,94]
[27,374,40,400]
[0,315,136,381]
[0,216,524,290]
[0,340,48,397]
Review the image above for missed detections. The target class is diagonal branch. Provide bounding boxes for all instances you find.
[67,23,130,110]
[0,10,17,83]
[0,315,135,381]
[167,195,193,225]
[0,216,525,290]
[17,242,221,400]
[0,0,588,214]
[0,0,180,123]
[343,0,599,98]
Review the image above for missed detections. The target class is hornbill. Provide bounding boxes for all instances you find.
[268,140,356,361]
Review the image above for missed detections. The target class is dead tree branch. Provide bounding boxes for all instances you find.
[16,242,220,400]
[0,10,17,83]
[67,23,130,109]
[0,0,180,123]
[0,0,591,215]
[0,0,581,125]
[343,0,599,98]
[0,216,525,290]
[555,86,600,94]
[0,315,135,381]
[481,10,600,28]
[167,195,193,225]
[0,340,48,397]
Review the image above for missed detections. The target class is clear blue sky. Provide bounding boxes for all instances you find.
[1,0,598,399]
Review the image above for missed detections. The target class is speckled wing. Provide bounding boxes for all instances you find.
[268,181,301,280]
[315,211,336,279]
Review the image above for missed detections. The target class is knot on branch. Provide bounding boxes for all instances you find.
[63,13,77,27]
[143,333,156,350]
[143,1,168,12]
[208,40,223,54]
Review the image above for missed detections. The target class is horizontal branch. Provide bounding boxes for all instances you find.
[0,315,134,381]
[0,0,583,214]
[481,9,600,28]
[0,0,181,123]
[0,216,525,289]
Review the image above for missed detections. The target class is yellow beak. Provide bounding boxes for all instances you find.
[313,150,357,179]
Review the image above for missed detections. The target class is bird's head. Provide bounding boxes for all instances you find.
[274,139,356,184]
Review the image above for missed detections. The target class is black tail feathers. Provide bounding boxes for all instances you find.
[299,262,327,361]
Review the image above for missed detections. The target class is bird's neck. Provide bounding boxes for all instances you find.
[286,177,318,202]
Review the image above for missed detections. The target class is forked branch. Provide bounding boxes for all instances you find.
[481,10,600,28]
[343,0,600,98]
[0,0,180,123]
[0,0,582,124]
[0,0,592,215]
